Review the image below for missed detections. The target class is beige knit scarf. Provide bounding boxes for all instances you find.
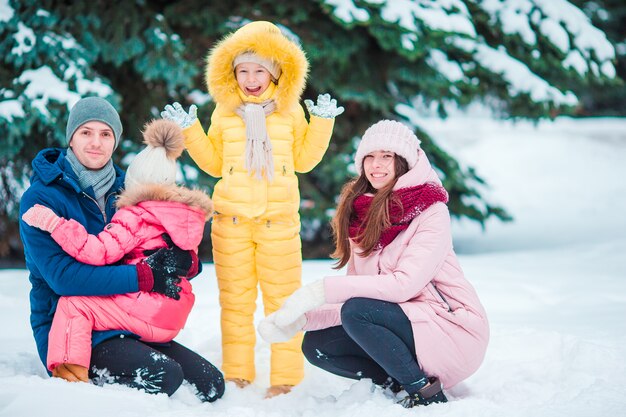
[235,100,276,181]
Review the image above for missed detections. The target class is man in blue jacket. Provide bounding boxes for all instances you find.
[19,97,224,402]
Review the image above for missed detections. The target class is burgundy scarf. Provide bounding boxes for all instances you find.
[349,182,449,249]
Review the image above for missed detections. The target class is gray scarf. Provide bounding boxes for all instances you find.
[66,148,116,209]
[235,99,276,181]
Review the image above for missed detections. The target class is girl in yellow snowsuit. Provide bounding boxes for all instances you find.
[161,21,343,396]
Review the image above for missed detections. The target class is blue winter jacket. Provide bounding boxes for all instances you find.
[19,148,138,369]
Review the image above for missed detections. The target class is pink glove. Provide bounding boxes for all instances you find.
[22,204,63,233]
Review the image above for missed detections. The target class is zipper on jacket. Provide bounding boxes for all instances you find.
[432,283,452,312]
[82,192,107,223]
[229,166,234,175]
[63,320,71,363]
[103,192,118,223]
[282,165,287,176]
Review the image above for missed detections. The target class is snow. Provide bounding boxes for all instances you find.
[0,100,25,122]
[13,65,114,117]
[11,22,35,56]
[380,0,476,37]
[1,115,625,416]
[563,49,588,75]
[0,0,13,23]
[455,38,580,106]
[17,67,83,116]
[481,0,616,78]
[323,0,370,24]
[320,0,615,108]
[427,49,465,82]
[482,0,536,45]
[539,18,570,53]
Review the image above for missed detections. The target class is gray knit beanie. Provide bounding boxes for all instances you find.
[65,97,123,149]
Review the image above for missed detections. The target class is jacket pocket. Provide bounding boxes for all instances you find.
[430,282,453,312]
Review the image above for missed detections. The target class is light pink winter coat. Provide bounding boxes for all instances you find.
[50,184,213,330]
[303,149,489,388]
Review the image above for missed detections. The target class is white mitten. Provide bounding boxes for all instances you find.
[274,280,326,327]
[304,93,344,118]
[258,312,307,343]
[160,102,198,129]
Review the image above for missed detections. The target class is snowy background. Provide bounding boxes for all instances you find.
[1,115,625,416]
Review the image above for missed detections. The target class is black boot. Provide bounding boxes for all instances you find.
[397,377,447,408]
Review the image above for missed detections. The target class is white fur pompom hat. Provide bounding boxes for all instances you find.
[354,120,422,175]
[124,119,185,191]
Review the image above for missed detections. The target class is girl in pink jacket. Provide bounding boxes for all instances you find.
[259,120,489,408]
[22,119,213,382]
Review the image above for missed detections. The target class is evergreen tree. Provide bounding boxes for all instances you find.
[570,0,626,115]
[0,0,617,261]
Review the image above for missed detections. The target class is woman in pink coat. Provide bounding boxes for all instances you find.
[258,120,489,408]
[22,119,218,391]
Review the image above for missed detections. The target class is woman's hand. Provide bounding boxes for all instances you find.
[274,280,326,327]
[258,312,307,343]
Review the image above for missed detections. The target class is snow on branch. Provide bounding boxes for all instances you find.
[323,0,614,107]
[0,6,115,122]
[324,0,370,24]
[480,0,616,78]
[455,38,578,106]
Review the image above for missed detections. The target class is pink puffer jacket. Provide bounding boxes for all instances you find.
[50,184,212,331]
[304,149,489,388]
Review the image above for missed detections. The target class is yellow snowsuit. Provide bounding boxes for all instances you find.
[182,21,335,385]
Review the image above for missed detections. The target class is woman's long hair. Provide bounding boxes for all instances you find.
[330,155,410,269]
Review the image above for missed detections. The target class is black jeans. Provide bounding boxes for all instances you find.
[89,336,224,402]
[302,297,428,395]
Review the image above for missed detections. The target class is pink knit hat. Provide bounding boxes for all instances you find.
[354,120,421,175]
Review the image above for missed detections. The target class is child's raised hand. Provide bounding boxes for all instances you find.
[161,102,198,129]
[304,93,345,119]
[22,204,63,233]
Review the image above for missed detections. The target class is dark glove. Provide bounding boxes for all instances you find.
[143,234,198,278]
[136,240,189,300]
[136,255,182,300]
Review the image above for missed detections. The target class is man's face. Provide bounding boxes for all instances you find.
[69,121,115,170]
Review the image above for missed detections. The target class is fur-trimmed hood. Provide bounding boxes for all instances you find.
[116,183,213,220]
[205,21,308,112]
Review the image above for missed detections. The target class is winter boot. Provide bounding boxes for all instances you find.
[397,377,447,408]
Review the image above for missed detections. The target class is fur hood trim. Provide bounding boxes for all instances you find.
[116,184,213,220]
[206,21,308,112]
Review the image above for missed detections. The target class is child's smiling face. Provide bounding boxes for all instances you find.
[235,62,272,97]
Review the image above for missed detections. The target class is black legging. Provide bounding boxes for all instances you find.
[89,336,224,402]
[302,297,428,395]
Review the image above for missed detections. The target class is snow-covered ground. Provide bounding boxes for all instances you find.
[1,116,625,416]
